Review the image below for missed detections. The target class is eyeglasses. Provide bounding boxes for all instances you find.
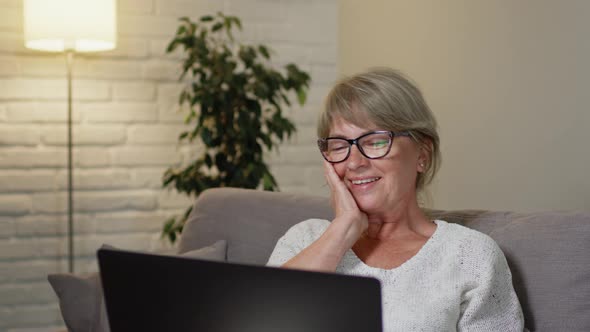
[317,130,411,163]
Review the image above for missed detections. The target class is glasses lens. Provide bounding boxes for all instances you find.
[359,133,392,158]
[322,138,350,162]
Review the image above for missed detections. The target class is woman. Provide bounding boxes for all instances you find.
[268,68,524,331]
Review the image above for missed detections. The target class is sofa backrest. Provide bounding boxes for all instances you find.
[179,187,590,332]
[179,188,334,263]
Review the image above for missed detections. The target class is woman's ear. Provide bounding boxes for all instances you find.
[417,140,433,173]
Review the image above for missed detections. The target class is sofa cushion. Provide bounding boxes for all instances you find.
[48,240,227,332]
[488,211,590,332]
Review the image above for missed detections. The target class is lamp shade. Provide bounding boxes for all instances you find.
[23,0,117,52]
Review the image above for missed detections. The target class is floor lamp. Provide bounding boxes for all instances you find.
[23,0,117,273]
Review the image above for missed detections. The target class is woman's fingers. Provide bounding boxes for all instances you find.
[323,161,348,199]
[323,160,340,190]
[323,161,357,213]
[323,161,368,244]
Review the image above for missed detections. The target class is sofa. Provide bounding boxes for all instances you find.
[50,187,589,331]
[179,187,589,332]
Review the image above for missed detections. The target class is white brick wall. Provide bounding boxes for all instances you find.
[0,0,337,330]
[112,81,156,101]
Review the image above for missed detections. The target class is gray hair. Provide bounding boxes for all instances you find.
[318,67,441,193]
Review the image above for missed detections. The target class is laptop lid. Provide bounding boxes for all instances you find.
[98,248,382,332]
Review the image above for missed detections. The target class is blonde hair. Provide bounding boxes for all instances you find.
[318,68,441,193]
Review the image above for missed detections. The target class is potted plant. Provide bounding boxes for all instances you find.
[162,12,311,243]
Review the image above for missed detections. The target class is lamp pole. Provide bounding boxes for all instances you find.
[66,50,74,273]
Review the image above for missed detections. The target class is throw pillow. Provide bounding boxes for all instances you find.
[48,240,227,332]
[47,272,108,332]
[182,239,227,261]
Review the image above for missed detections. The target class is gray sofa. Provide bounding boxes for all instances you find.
[179,187,590,332]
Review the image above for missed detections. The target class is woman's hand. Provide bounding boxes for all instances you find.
[279,162,369,272]
[323,161,368,249]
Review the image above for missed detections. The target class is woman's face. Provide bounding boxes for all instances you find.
[329,117,426,215]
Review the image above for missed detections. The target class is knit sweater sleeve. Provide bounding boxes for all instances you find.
[458,235,525,331]
[266,219,330,267]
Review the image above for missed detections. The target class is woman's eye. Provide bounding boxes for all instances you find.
[374,140,388,147]
[366,140,388,149]
[330,145,348,152]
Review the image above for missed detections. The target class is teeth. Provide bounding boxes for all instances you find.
[351,177,380,185]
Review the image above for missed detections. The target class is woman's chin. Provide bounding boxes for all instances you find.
[354,197,380,214]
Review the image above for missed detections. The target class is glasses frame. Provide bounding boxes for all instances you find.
[317,130,411,163]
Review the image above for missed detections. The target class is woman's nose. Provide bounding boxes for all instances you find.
[346,145,368,169]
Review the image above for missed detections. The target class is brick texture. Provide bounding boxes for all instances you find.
[5,102,77,123]
[0,0,337,330]
[113,81,156,101]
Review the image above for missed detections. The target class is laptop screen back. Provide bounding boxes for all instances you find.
[98,248,382,332]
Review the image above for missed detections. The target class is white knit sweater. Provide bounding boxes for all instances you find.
[267,219,524,332]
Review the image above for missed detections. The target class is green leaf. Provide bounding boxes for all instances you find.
[166,40,178,53]
[200,15,214,22]
[232,17,242,30]
[224,18,234,41]
[259,132,273,150]
[161,217,180,243]
[204,153,213,168]
[215,152,227,170]
[176,25,187,35]
[201,127,214,146]
[258,45,270,59]
[262,173,273,190]
[239,46,257,66]
[280,92,291,106]
[178,90,188,105]
[212,22,224,32]
[262,170,278,191]
[296,87,307,105]
[183,206,193,219]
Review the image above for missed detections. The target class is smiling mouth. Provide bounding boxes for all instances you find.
[350,177,381,185]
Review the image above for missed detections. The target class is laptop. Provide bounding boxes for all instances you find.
[98,248,382,332]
